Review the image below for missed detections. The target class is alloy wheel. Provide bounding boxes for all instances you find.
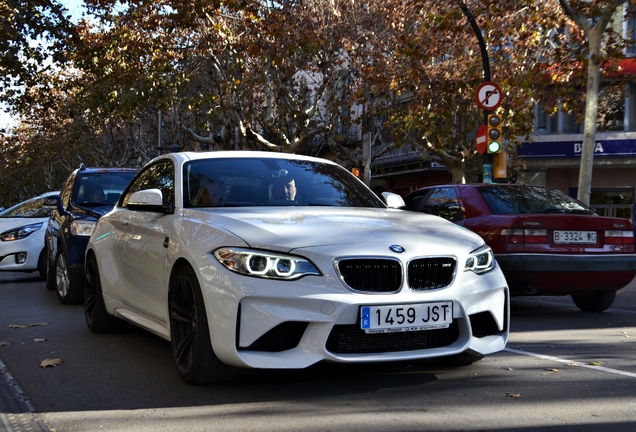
[55,253,70,299]
[170,274,198,374]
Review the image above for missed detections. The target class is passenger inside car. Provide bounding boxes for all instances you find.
[195,178,225,207]
[86,185,105,204]
[272,175,297,201]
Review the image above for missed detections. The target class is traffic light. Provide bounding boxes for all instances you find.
[493,152,507,179]
[487,114,503,154]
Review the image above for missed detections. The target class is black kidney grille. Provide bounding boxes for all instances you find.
[408,257,456,290]
[337,259,402,292]
[326,321,459,354]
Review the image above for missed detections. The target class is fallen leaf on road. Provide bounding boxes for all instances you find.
[40,358,63,368]
[566,363,580,368]
[588,361,604,366]
[504,393,522,398]
[0,341,12,346]
[9,323,49,329]
[32,338,47,343]
[542,368,560,374]
[503,367,514,371]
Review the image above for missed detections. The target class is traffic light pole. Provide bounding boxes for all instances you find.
[459,0,497,183]
[458,1,491,86]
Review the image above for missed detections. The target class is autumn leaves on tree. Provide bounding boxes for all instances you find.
[0,0,632,204]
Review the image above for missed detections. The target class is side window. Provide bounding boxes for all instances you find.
[405,192,428,211]
[122,160,174,208]
[61,171,77,207]
[421,187,462,222]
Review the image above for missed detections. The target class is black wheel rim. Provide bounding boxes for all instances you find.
[170,274,198,374]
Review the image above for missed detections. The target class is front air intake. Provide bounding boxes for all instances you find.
[408,257,456,290]
[336,258,402,293]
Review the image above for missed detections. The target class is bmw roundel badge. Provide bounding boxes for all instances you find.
[389,244,405,253]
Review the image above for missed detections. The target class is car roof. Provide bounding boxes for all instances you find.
[413,183,551,191]
[155,150,341,167]
[75,166,139,174]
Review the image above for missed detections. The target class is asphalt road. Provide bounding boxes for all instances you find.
[1,272,635,432]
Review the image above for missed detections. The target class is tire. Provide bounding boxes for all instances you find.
[84,254,128,333]
[169,265,232,385]
[37,249,47,281]
[572,291,616,312]
[54,251,82,304]
[434,352,485,366]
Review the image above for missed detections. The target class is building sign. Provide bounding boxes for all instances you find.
[519,138,636,158]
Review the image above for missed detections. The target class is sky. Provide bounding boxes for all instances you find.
[1,1,87,130]
[61,0,87,22]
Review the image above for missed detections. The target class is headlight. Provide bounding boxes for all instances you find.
[464,245,496,274]
[71,220,96,237]
[0,222,43,242]
[214,247,321,280]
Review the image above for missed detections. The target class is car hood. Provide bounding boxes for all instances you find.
[0,217,49,232]
[71,203,115,219]
[194,207,484,252]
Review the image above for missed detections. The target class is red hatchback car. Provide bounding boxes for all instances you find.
[403,184,636,312]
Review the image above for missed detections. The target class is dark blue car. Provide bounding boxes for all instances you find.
[45,164,138,304]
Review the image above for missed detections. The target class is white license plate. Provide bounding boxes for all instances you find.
[553,230,597,244]
[360,302,453,334]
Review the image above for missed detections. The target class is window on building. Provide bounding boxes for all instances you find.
[536,106,547,133]
[597,85,625,132]
[562,111,581,133]
[626,6,636,55]
[534,85,626,134]
[590,188,634,221]
[535,105,560,134]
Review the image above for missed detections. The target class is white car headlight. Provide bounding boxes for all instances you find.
[71,220,96,237]
[464,245,496,274]
[214,247,321,280]
[0,222,43,242]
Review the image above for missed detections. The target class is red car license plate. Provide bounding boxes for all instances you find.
[553,230,597,244]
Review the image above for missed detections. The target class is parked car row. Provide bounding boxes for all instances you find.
[2,151,634,386]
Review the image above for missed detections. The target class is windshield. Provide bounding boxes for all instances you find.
[478,186,596,215]
[74,172,138,207]
[0,196,53,218]
[183,158,385,208]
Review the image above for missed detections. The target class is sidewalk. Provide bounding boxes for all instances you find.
[0,359,49,432]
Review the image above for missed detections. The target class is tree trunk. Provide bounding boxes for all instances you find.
[577,26,602,206]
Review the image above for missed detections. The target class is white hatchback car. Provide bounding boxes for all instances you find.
[85,151,509,384]
[0,191,59,279]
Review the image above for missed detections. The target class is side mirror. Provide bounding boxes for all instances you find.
[127,189,172,214]
[44,196,63,215]
[381,192,406,209]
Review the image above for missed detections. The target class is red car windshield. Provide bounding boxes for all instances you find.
[477,186,595,215]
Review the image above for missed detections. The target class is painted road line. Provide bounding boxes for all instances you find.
[505,347,636,378]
